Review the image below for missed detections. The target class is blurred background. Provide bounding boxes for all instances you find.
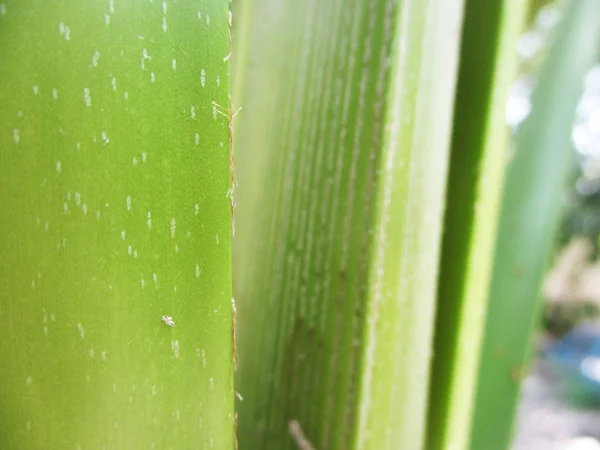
[510,2,600,449]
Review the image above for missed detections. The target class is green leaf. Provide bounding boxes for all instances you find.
[0,1,233,448]
[469,1,600,448]
[233,0,464,448]
[426,0,529,448]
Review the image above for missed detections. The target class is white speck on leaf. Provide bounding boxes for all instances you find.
[170,217,176,238]
[171,339,180,358]
[91,50,100,67]
[141,48,151,70]
[83,88,91,107]
[58,22,71,40]
[77,322,85,339]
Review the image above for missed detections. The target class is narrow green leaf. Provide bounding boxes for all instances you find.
[426,0,529,448]
[233,0,464,448]
[469,1,600,448]
[0,2,233,448]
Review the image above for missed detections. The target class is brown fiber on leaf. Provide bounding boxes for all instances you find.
[289,419,315,450]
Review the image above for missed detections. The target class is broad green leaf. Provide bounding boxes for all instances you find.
[0,2,233,449]
[233,0,464,448]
